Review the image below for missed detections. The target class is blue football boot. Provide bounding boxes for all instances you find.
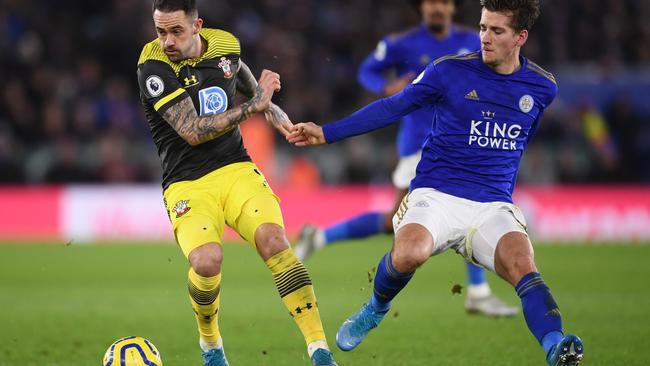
[336,303,388,351]
[546,334,584,366]
[310,348,338,365]
[202,348,229,366]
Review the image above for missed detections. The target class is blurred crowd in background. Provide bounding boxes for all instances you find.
[1,0,649,187]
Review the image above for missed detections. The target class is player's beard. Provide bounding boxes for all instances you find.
[165,48,183,62]
[426,23,445,34]
[425,14,448,35]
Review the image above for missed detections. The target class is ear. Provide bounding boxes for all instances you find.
[516,29,528,47]
[193,17,203,34]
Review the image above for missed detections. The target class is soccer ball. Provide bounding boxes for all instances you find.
[103,336,163,366]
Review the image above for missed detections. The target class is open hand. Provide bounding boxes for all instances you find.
[384,72,416,96]
[287,122,326,146]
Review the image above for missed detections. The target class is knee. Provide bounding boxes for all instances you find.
[502,252,537,285]
[512,252,536,276]
[189,244,223,277]
[255,224,290,261]
[391,240,431,273]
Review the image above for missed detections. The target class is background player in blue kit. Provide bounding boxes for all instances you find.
[288,0,584,365]
[294,0,517,318]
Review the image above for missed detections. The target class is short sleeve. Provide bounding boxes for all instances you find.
[137,60,187,113]
[401,62,445,107]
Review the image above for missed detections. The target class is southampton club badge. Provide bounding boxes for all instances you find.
[519,94,534,113]
[172,200,191,218]
[218,57,233,78]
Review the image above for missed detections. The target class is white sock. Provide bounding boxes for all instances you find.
[315,229,327,248]
[200,337,223,352]
[307,340,329,357]
[467,283,492,299]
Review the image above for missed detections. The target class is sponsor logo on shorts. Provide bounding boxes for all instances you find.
[173,200,191,218]
[415,201,429,208]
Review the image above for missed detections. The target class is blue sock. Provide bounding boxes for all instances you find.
[466,262,487,286]
[516,272,564,355]
[370,253,414,312]
[324,212,386,244]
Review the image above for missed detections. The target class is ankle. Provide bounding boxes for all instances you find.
[467,283,491,299]
[370,295,391,313]
[200,337,223,352]
[307,340,329,357]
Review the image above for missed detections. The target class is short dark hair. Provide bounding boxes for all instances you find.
[480,0,540,31]
[409,0,460,13]
[152,0,198,17]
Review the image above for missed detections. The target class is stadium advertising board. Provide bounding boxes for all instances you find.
[0,186,648,243]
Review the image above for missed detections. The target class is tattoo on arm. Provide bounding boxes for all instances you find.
[265,103,289,125]
[236,61,258,99]
[162,91,262,146]
[238,60,291,131]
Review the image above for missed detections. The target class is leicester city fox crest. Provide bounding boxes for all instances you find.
[172,200,191,218]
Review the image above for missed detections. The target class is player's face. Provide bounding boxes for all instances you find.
[421,0,455,33]
[479,8,527,68]
[153,10,202,62]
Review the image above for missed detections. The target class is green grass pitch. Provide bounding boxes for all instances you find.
[0,240,648,365]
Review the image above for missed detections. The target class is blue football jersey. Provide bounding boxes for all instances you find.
[358,24,480,157]
[323,52,558,203]
[402,53,558,202]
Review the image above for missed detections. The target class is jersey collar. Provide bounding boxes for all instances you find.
[479,53,528,78]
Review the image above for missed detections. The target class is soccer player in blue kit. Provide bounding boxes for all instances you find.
[288,0,584,365]
[294,0,517,318]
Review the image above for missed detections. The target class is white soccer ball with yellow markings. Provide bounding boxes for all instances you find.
[103,336,163,366]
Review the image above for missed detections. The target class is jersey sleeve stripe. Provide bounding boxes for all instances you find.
[433,51,479,65]
[526,65,557,84]
[154,88,185,111]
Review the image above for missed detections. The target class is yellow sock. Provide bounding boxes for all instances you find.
[265,248,327,345]
[188,269,222,345]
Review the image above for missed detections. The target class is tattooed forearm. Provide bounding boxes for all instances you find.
[265,103,289,125]
[236,61,258,99]
[163,90,263,146]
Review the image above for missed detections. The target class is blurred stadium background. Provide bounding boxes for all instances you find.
[1,0,649,365]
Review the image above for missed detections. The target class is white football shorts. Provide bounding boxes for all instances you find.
[392,188,528,272]
[392,150,422,190]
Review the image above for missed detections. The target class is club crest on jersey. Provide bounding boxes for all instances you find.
[146,75,164,97]
[198,86,228,116]
[219,57,233,78]
[172,200,191,218]
[519,94,534,113]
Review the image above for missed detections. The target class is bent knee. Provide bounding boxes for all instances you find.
[255,223,290,260]
[500,252,537,284]
[393,246,430,272]
[189,243,223,277]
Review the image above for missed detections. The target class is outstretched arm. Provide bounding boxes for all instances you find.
[237,61,293,137]
[162,69,280,146]
[287,91,419,146]
[288,61,444,147]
